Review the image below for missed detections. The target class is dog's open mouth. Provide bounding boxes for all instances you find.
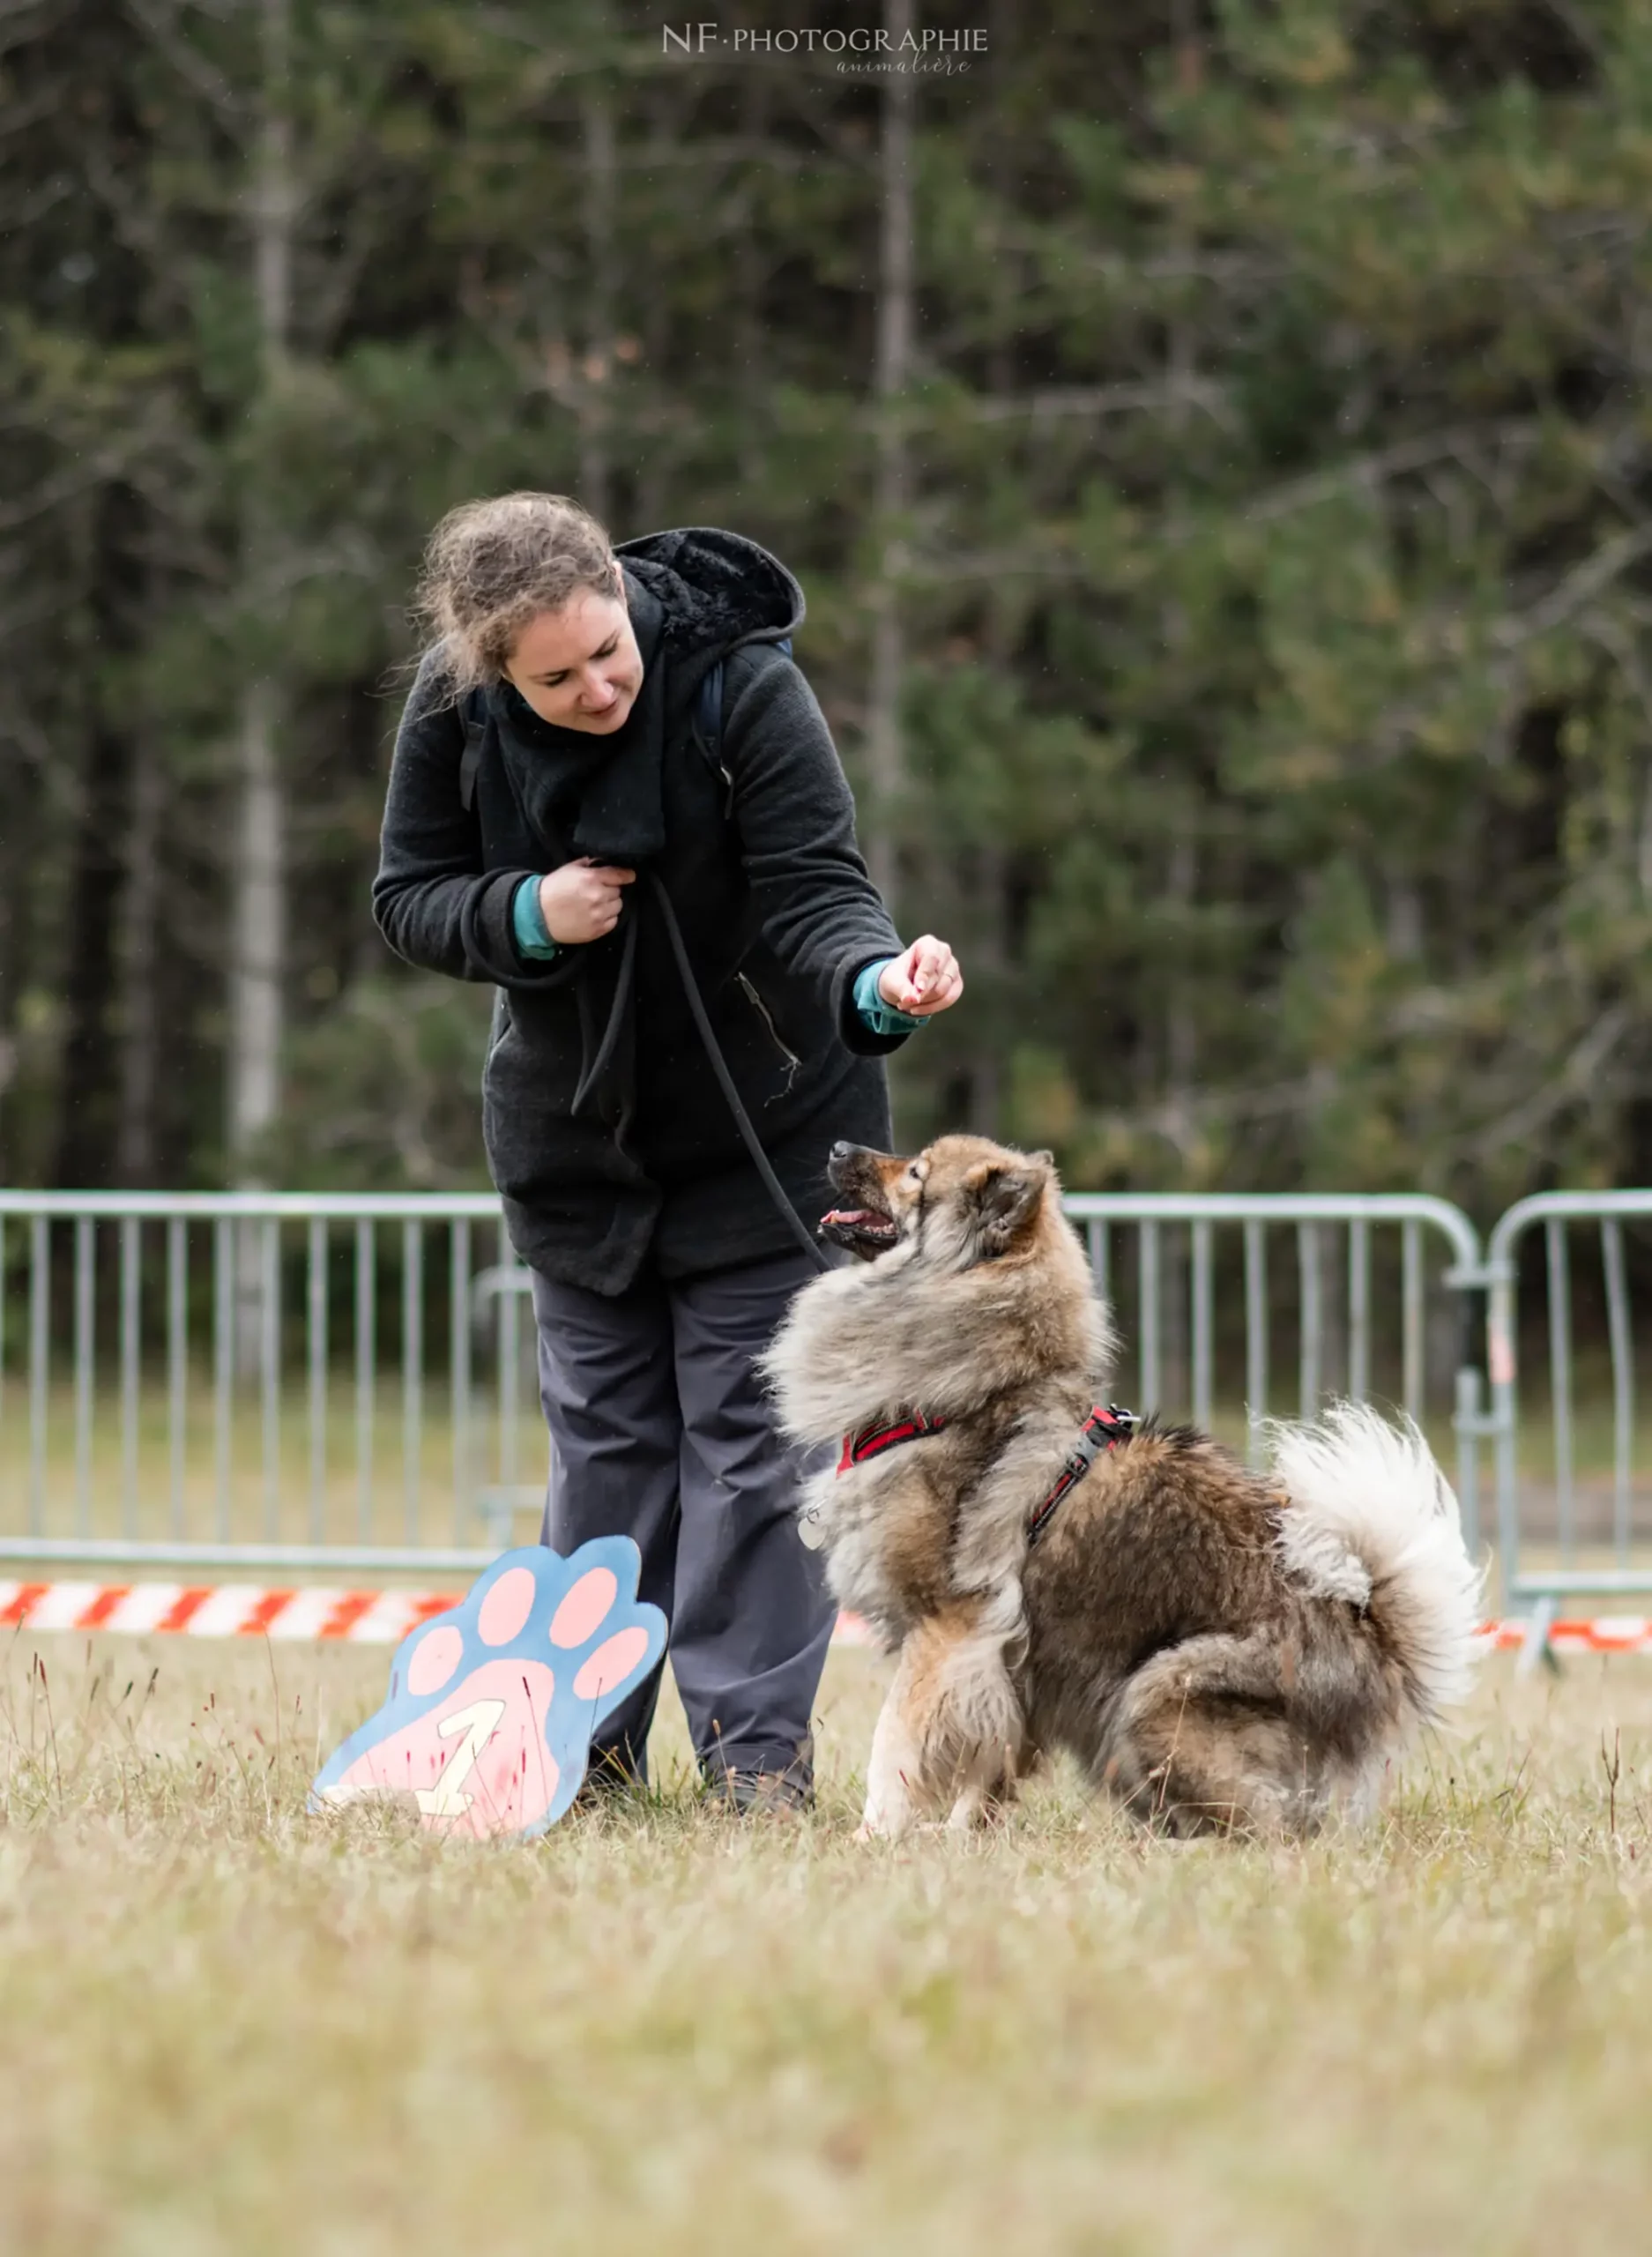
[818,1204,899,1258]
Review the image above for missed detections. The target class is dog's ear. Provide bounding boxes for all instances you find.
[969,1154,1050,1255]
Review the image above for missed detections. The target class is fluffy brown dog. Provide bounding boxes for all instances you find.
[756,1135,1483,1839]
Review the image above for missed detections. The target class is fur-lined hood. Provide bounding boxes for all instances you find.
[615,525,804,699]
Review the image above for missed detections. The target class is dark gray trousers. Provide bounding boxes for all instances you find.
[532,1245,840,1784]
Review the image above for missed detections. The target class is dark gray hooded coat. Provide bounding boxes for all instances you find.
[372,527,912,1294]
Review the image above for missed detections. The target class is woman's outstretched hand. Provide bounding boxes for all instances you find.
[538,858,636,943]
[877,937,964,1017]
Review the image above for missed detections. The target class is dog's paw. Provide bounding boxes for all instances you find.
[309,1542,665,1840]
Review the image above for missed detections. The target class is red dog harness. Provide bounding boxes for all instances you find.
[834,1401,1137,1544]
[837,1408,950,1474]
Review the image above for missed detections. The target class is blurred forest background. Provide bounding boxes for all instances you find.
[4,0,1652,1219]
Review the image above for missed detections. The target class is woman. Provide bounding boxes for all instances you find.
[374,494,963,1810]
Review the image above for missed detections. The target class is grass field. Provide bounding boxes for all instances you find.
[2,1632,1649,2255]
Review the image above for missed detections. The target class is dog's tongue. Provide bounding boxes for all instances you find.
[822,1208,881,1227]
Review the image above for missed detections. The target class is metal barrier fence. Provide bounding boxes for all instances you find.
[0,1187,1492,1576]
[1487,1191,1652,1657]
[1064,1194,1486,1550]
[0,1194,519,1574]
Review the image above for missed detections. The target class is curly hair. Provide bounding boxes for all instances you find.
[413,493,619,691]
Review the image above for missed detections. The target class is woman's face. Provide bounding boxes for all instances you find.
[502,569,644,733]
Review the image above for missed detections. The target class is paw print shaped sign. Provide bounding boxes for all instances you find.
[310,1540,665,1840]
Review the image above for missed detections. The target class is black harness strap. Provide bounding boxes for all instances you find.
[1025,1405,1137,1548]
[829,1399,1136,1554]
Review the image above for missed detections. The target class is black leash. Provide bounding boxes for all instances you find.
[462,660,837,1278]
[647,870,835,1276]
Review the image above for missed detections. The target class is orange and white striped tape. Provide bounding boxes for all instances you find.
[1481,1617,1652,1656]
[0,1579,883,1649]
[0,1580,457,1644]
[0,1581,1646,1655]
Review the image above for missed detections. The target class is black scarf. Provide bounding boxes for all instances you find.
[484,567,669,867]
[480,569,674,1126]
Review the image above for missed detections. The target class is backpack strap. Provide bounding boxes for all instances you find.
[691,637,793,817]
[458,689,486,814]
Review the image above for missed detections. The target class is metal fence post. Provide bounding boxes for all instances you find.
[167,1217,187,1538]
[308,1218,328,1548]
[403,1218,423,1547]
[1602,1218,1633,1571]
[1139,1221,1161,1412]
[1297,1223,1321,1417]
[1244,1218,1267,1467]
[28,1214,48,1538]
[73,1216,93,1538]
[450,1218,472,1545]
[1485,1192,1652,1630]
[120,1216,140,1539]
[355,1218,375,1545]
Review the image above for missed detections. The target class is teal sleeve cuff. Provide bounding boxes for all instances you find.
[511,876,560,960]
[854,957,926,1035]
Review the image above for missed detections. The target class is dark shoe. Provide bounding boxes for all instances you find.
[703,1739,815,1816]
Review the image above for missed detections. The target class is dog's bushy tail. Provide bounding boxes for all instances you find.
[1267,1401,1485,1726]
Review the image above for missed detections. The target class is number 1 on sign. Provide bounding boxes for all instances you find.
[413,1698,507,1818]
